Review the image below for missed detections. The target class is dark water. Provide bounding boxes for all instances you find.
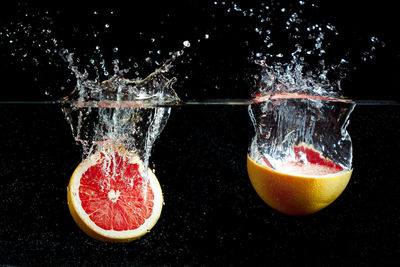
[0,103,399,265]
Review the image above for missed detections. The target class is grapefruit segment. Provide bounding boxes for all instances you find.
[67,152,163,242]
[292,142,343,172]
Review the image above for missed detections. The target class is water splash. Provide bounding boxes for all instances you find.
[61,42,189,192]
[0,6,194,194]
[237,1,366,173]
[249,94,355,173]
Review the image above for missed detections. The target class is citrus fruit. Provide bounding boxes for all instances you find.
[247,143,352,215]
[67,151,163,242]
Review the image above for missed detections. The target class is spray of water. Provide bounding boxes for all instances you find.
[229,0,367,172]
[60,42,189,193]
[0,6,192,195]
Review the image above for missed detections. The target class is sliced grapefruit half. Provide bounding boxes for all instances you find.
[67,152,163,242]
[247,143,352,215]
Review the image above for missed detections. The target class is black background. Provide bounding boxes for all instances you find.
[0,0,399,101]
[1,1,400,266]
[0,104,399,266]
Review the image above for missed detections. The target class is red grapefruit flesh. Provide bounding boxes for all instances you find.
[67,152,163,242]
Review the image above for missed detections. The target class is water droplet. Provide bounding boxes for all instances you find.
[105,24,110,28]
[113,47,118,53]
[370,36,377,42]
[205,34,209,39]
[183,40,190,47]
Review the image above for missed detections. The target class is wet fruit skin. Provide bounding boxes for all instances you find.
[247,155,352,215]
[67,157,163,243]
[67,163,151,242]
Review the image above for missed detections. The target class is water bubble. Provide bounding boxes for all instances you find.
[183,40,191,47]
[113,47,119,53]
[371,36,379,42]
[326,24,336,31]
[205,34,210,39]
[105,24,110,28]
[233,4,241,12]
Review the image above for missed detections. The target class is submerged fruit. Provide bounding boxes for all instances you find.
[247,144,352,215]
[67,152,163,242]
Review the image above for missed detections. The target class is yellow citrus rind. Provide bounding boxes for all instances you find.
[247,155,352,215]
